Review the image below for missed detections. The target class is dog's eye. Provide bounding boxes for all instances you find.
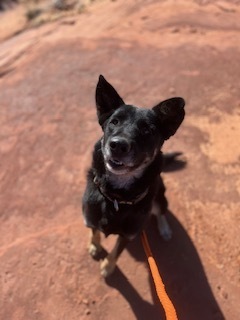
[142,128,150,135]
[140,124,155,136]
[110,119,119,125]
[140,125,151,135]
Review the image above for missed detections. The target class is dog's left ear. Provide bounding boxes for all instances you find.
[153,97,185,140]
[96,75,125,126]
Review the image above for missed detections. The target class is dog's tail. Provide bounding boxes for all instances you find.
[162,152,186,172]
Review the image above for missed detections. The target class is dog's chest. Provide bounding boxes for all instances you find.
[97,200,150,239]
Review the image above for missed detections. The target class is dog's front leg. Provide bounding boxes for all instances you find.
[100,235,128,278]
[88,228,103,258]
[152,199,172,241]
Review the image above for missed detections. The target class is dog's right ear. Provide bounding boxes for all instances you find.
[96,75,125,126]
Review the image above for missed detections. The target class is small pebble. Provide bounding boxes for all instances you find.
[169,87,176,94]
[222,291,228,300]
[85,309,91,315]
[82,299,89,305]
[171,27,180,33]
[189,27,197,33]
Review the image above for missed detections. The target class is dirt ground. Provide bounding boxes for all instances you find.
[0,0,240,319]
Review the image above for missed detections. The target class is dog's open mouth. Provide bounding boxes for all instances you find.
[106,157,133,174]
[108,159,125,169]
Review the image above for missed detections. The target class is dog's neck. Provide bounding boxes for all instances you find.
[105,170,140,190]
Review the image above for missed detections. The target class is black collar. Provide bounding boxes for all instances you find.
[93,175,149,212]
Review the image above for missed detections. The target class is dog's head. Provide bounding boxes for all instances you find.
[96,75,185,175]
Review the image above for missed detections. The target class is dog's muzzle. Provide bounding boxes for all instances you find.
[105,137,133,172]
[109,137,131,156]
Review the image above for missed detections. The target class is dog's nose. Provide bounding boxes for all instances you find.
[109,138,131,154]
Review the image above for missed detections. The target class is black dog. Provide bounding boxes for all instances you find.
[82,75,185,277]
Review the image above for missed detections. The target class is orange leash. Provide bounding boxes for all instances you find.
[141,230,178,320]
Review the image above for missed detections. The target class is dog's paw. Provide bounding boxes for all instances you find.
[100,256,116,278]
[158,215,172,241]
[88,243,103,258]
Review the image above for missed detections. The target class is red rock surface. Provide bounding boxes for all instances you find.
[0,1,240,319]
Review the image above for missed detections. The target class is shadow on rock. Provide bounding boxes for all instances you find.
[107,212,225,320]
[162,152,187,173]
[105,266,163,320]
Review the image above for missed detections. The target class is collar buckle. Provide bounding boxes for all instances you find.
[113,199,119,211]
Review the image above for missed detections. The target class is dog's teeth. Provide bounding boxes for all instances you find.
[112,160,123,165]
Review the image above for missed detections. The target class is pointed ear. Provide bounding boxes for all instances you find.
[153,97,185,140]
[95,75,125,126]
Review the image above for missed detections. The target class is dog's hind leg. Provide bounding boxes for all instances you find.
[100,235,128,278]
[88,228,103,258]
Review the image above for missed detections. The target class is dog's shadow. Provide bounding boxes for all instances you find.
[105,213,225,320]
[162,152,187,173]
